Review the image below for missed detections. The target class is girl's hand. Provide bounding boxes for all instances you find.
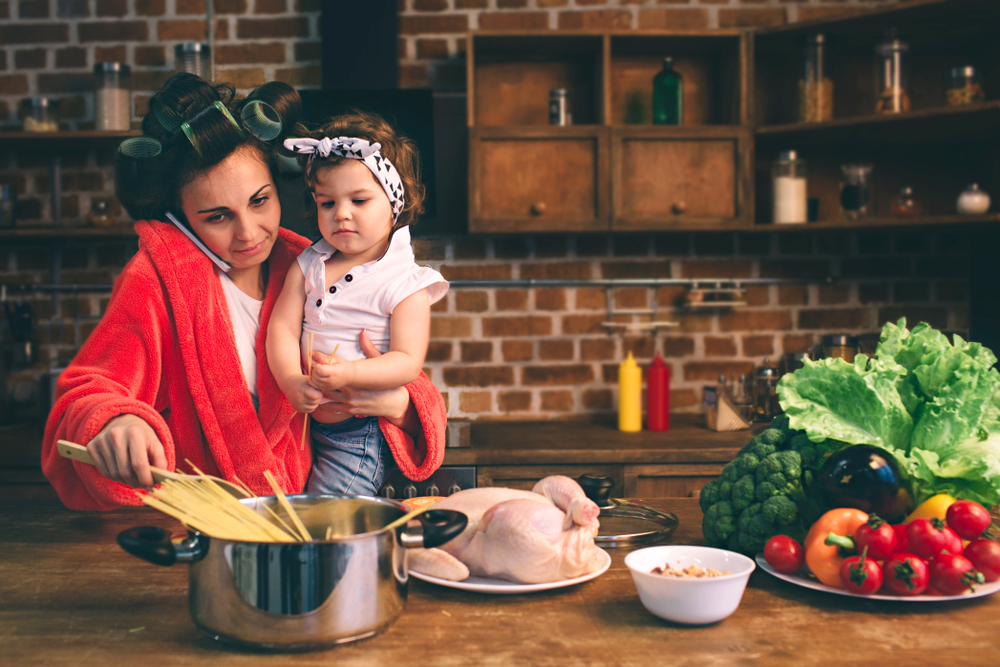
[321,329,412,426]
[287,375,323,413]
[87,414,167,490]
[310,352,356,392]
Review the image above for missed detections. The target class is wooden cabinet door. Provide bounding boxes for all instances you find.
[477,465,624,493]
[611,127,752,230]
[469,127,610,233]
[623,463,726,498]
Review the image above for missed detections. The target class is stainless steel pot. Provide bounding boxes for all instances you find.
[117,494,467,651]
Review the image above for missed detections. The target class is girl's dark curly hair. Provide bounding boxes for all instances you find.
[115,72,304,224]
[302,110,426,229]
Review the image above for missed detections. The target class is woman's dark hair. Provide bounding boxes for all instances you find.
[115,72,303,223]
[301,109,426,229]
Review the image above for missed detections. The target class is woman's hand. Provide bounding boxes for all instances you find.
[87,414,167,489]
[321,330,414,427]
[286,374,323,414]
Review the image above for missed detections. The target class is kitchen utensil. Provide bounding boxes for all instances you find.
[56,440,251,499]
[577,474,679,547]
[410,548,611,595]
[117,496,467,649]
[625,545,755,625]
[756,555,1000,601]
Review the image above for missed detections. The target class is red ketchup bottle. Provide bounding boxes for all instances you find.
[647,352,670,431]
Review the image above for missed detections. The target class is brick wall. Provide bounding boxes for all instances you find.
[5,0,956,424]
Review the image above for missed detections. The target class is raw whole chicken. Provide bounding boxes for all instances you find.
[409,475,603,584]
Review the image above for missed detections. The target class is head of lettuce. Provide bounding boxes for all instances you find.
[777,318,1000,508]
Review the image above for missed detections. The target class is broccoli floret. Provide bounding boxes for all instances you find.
[769,414,791,434]
[700,428,819,555]
[732,474,756,511]
[702,500,737,546]
[757,427,786,448]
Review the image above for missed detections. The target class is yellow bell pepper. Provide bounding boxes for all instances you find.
[904,494,957,524]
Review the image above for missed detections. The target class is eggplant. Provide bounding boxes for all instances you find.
[818,445,914,522]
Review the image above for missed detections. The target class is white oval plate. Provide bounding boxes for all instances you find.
[410,548,611,594]
[755,554,1000,601]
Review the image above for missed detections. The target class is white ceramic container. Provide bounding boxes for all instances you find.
[624,545,755,625]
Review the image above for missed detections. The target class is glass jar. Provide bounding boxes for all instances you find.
[652,57,683,126]
[946,66,984,106]
[823,335,858,363]
[94,62,131,131]
[0,184,15,228]
[87,199,115,227]
[20,97,59,132]
[176,42,211,79]
[753,361,781,422]
[840,164,875,220]
[956,183,990,215]
[549,88,570,126]
[875,33,910,114]
[772,150,808,224]
[798,34,833,123]
[891,186,921,217]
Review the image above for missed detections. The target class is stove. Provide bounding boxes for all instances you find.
[377,466,476,500]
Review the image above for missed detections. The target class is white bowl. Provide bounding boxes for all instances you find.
[624,545,756,625]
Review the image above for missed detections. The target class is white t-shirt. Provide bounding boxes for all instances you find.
[297,226,448,402]
[217,269,263,410]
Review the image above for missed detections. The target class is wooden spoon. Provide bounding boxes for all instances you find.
[56,440,250,499]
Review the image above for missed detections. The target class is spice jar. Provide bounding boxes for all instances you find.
[891,186,921,217]
[822,335,858,363]
[176,42,211,79]
[956,183,990,215]
[549,88,571,126]
[798,34,833,123]
[772,150,808,224]
[87,199,115,227]
[94,62,131,131]
[946,66,984,106]
[875,32,910,114]
[840,164,875,220]
[21,97,59,132]
[753,360,781,422]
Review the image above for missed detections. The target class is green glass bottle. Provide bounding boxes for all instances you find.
[652,57,683,125]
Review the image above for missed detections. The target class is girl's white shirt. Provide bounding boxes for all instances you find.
[217,267,264,410]
[297,226,448,402]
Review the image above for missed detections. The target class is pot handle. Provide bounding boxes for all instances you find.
[117,526,207,566]
[401,510,467,549]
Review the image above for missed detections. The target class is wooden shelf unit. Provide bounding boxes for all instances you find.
[0,226,136,239]
[753,0,1000,226]
[466,30,753,234]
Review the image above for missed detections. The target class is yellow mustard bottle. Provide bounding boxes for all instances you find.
[618,351,642,432]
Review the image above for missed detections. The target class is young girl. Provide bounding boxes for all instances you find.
[267,111,448,496]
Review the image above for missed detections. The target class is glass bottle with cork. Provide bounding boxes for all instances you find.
[652,57,683,125]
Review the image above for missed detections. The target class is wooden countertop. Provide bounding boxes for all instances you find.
[4,498,999,665]
[444,415,749,465]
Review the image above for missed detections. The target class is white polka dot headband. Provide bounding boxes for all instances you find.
[283,136,405,223]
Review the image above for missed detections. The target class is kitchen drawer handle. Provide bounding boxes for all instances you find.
[530,201,547,216]
[672,201,687,214]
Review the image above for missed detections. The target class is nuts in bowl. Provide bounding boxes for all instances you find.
[624,545,755,625]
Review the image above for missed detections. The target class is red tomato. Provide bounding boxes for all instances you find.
[840,554,883,595]
[891,524,910,553]
[882,553,930,596]
[964,539,1000,583]
[854,515,897,560]
[929,554,984,595]
[906,518,950,559]
[764,535,806,574]
[942,526,964,556]
[945,500,993,540]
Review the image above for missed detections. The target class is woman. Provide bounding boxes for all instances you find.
[40,73,446,510]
